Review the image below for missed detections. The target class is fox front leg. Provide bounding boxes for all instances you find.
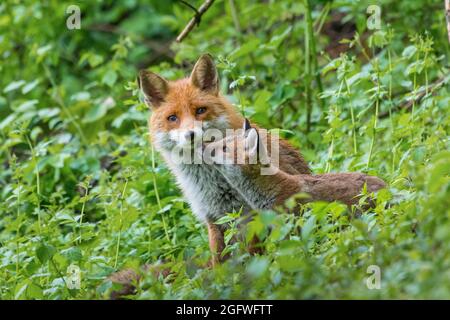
[207,221,226,266]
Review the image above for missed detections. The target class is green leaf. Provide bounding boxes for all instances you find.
[22,79,40,94]
[36,244,56,264]
[15,280,29,300]
[62,247,83,262]
[228,38,260,60]
[15,99,38,112]
[402,45,417,59]
[246,257,269,278]
[36,44,53,57]
[26,282,44,299]
[4,80,26,93]
[102,69,118,87]
[83,103,107,123]
[71,91,91,101]
[267,26,292,48]
[0,114,16,130]
[277,255,303,272]
[301,215,316,241]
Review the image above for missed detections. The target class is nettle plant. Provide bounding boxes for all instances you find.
[318,30,446,174]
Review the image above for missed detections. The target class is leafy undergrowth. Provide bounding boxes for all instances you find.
[0,0,449,299]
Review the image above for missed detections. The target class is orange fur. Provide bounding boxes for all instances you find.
[149,79,243,139]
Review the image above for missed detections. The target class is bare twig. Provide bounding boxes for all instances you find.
[179,0,199,14]
[378,75,449,118]
[176,0,216,43]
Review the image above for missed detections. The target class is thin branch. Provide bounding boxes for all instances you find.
[229,0,241,34]
[179,0,200,15]
[378,75,449,118]
[176,0,216,43]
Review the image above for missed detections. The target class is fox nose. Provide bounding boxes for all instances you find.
[185,131,195,141]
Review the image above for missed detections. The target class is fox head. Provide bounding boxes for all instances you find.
[139,54,243,152]
[202,119,278,177]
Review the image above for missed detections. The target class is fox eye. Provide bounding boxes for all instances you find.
[167,115,177,122]
[196,107,207,115]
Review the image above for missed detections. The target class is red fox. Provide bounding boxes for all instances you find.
[108,56,385,298]
[202,119,387,210]
[138,54,310,265]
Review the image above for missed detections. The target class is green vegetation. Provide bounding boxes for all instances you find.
[0,0,449,299]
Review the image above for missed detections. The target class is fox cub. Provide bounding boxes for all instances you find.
[202,119,387,209]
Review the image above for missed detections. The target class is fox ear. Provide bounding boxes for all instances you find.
[190,54,219,95]
[138,70,169,108]
[243,118,252,132]
[245,128,259,158]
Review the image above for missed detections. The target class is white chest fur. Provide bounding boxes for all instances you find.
[162,151,250,222]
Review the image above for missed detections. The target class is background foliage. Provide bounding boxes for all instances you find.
[0,0,449,299]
